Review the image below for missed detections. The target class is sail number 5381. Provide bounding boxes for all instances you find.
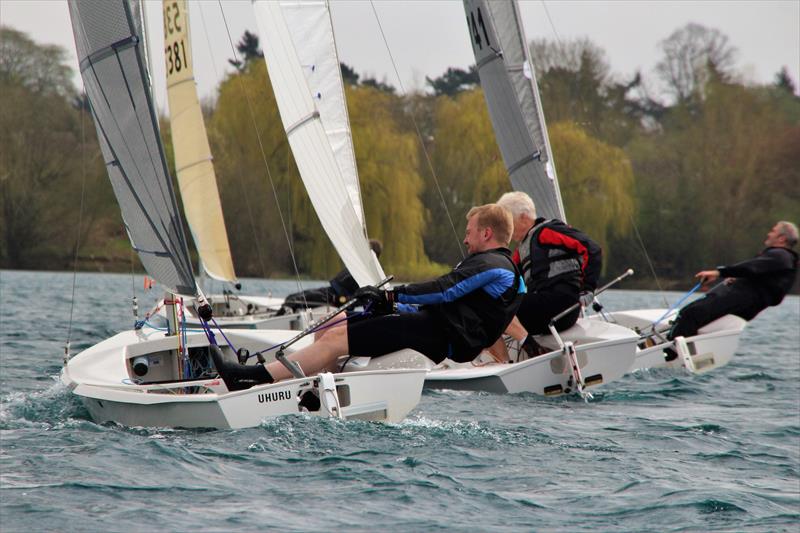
[163,1,187,75]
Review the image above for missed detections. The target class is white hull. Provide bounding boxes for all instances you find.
[62,329,425,429]
[605,309,747,373]
[423,318,639,396]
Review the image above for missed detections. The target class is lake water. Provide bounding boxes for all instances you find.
[1,270,798,531]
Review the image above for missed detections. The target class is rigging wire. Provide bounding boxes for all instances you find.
[367,0,465,259]
[216,1,310,307]
[197,2,270,283]
[65,97,89,361]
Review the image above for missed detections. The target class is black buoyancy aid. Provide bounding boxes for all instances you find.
[519,219,584,292]
[439,249,525,359]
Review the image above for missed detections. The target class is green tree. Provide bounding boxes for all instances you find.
[348,85,441,279]
[426,66,479,97]
[0,28,115,269]
[549,122,634,270]
[423,89,510,265]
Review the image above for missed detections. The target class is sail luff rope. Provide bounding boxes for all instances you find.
[367,0,465,259]
[217,1,310,306]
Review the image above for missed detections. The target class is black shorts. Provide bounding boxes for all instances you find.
[518,285,580,335]
[347,310,452,364]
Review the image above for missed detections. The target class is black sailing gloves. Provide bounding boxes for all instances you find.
[354,285,396,315]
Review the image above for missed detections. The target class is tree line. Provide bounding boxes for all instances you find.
[1,24,798,290]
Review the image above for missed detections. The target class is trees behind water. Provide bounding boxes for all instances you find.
[1,23,797,289]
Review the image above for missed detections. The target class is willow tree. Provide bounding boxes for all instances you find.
[549,121,635,270]
[208,60,299,277]
[348,85,442,279]
[424,89,510,265]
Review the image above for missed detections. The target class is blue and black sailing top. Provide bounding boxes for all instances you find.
[393,247,526,360]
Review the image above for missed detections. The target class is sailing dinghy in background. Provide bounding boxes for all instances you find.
[61,0,425,429]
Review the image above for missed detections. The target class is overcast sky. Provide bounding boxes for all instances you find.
[2,0,798,109]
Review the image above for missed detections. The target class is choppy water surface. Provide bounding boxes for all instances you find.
[1,270,798,531]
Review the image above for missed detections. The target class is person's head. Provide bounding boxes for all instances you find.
[368,238,383,258]
[765,221,799,249]
[496,191,537,242]
[463,204,513,254]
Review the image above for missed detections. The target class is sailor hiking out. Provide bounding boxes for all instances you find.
[213,204,526,389]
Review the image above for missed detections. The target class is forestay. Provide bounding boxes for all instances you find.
[162,0,237,282]
[463,0,566,221]
[252,0,383,286]
[68,0,196,296]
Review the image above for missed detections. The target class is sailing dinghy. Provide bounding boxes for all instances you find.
[61,0,424,429]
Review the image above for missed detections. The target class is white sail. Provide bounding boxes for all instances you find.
[69,0,196,296]
[252,0,383,287]
[279,0,366,232]
[463,0,566,221]
[163,0,237,282]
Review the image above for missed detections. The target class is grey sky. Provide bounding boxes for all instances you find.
[1,0,798,109]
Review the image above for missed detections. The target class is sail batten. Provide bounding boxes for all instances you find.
[463,0,566,221]
[69,0,196,296]
[162,0,237,283]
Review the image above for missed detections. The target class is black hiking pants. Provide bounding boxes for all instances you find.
[668,283,765,339]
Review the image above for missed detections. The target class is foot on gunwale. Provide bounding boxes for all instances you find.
[210,346,273,392]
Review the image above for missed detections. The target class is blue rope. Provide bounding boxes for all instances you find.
[650,282,702,329]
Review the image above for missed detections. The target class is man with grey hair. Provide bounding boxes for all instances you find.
[667,221,798,349]
[495,191,602,358]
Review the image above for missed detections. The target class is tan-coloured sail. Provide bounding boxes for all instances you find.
[162,0,236,282]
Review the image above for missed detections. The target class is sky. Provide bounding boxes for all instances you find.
[1,0,798,109]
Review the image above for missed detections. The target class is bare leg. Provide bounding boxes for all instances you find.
[485,337,510,364]
[314,311,347,342]
[266,324,350,381]
[504,316,528,342]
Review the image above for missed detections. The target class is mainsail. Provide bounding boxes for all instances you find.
[162,0,237,282]
[279,0,366,232]
[252,0,383,287]
[69,0,196,296]
[463,0,566,221]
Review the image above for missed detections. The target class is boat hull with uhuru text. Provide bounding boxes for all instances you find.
[62,329,425,429]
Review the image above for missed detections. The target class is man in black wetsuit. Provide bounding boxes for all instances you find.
[213,204,526,389]
[280,239,383,312]
[667,221,798,345]
[493,191,601,359]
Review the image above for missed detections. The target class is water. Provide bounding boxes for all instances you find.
[1,270,798,531]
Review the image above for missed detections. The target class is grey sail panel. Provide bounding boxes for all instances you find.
[463,0,565,221]
[69,0,196,296]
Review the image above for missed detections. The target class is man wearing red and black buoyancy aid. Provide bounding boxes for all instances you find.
[497,192,602,345]
[514,218,602,333]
